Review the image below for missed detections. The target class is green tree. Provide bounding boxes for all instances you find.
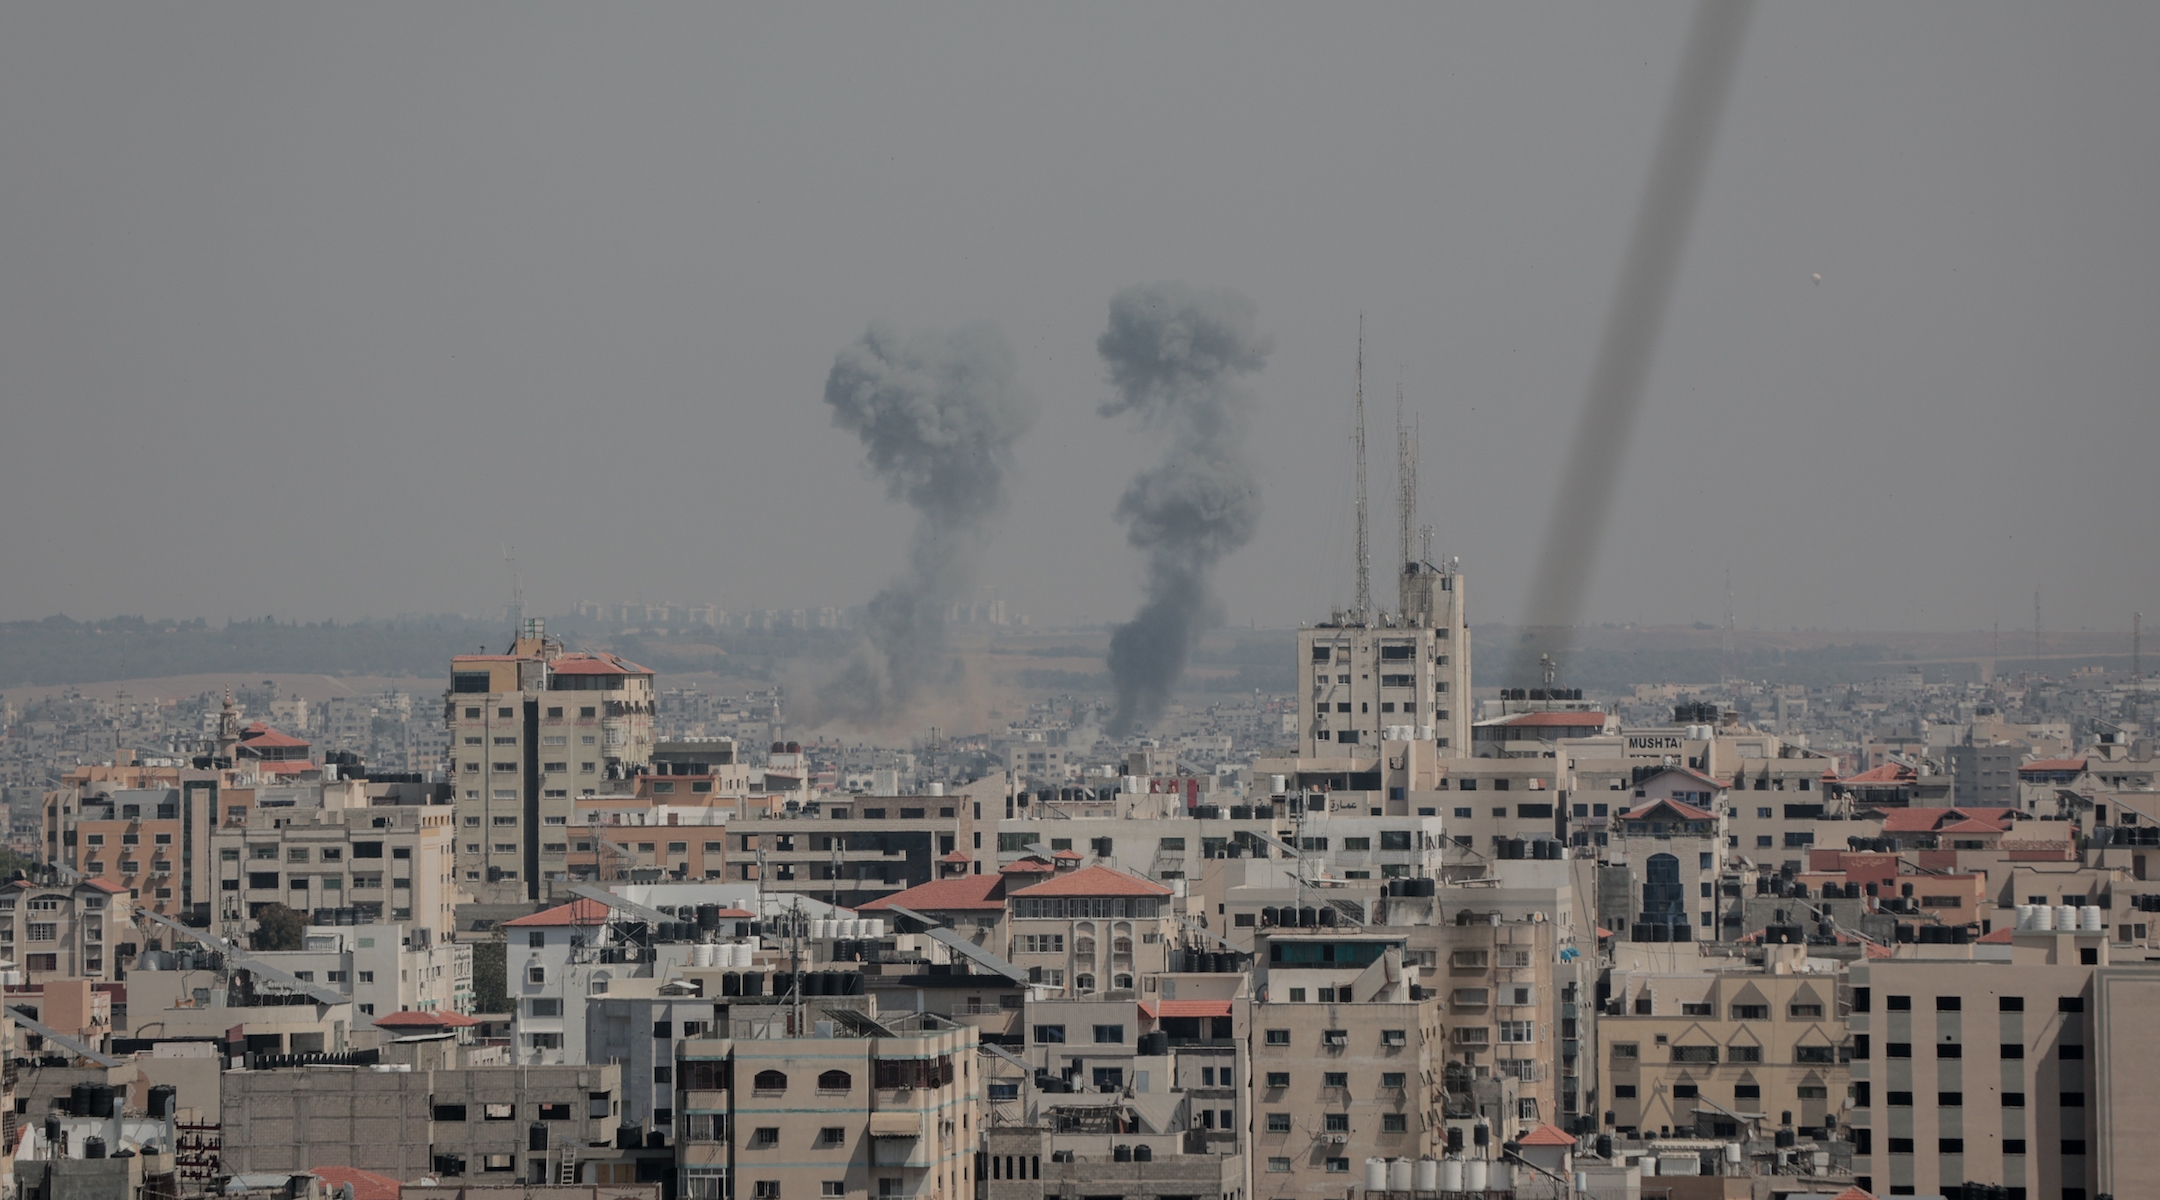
[470,938,508,1013]
[250,903,307,952]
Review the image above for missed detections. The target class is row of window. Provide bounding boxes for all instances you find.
[1264,1070,1405,1089]
[81,832,171,846]
[1611,1043,1839,1065]
[1856,990,2078,1014]
[1263,1112,1413,1135]
[1861,1038,2074,1061]
[1612,1082,1830,1101]
[1261,1028,1408,1048]
[1864,1134,2080,1158]
[459,705,600,720]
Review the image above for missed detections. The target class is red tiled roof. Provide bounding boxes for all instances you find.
[309,1166,401,1200]
[711,907,756,919]
[998,859,1055,875]
[1139,999,1233,1019]
[1880,807,2011,834]
[1978,927,2015,944]
[856,875,1007,913]
[1051,849,1085,860]
[1516,1123,1576,1147]
[939,850,972,864]
[501,898,611,927]
[2020,758,2087,774]
[240,727,309,748]
[1009,865,1171,899]
[1844,764,1916,785]
[372,1009,480,1028]
[1620,799,1716,822]
[1826,1187,1876,1200]
[82,879,129,894]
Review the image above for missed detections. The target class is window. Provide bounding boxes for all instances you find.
[1795,1045,1835,1064]
[2003,1139,2026,1155]
[1033,1025,1066,1044]
[1265,1029,1290,1046]
[1885,1043,1911,1058]
[2061,1043,2085,1060]
[1381,1112,1408,1133]
[1323,1071,1348,1088]
[1728,1045,1762,1063]
[1342,837,1371,851]
[1936,995,1961,1011]
[1885,994,1912,1011]
[1499,1021,1534,1044]
[751,1127,781,1148]
[1093,1025,1124,1044]
[537,1102,571,1120]
[754,1183,781,1200]
[2000,1043,2024,1059]
[1938,1138,1964,1154]
[1935,1043,1961,1059]
[434,1104,468,1121]
[1789,1003,1824,1018]
[1381,1071,1406,1089]
[2062,1139,2087,1156]
[484,1104,514,1121]
[1382,1028,1406,1046]
[1266,1158,1291,1173]
[818,1070,851,1091]
[1731,1005,1768,1020]
[1671,1046,1718,1063]
[1323,1029,1348,1046]
[823,1186,843,1199]
[753,1070,787,1092]
[1265,1113,1291,1133]
[2002,1092,2025,1107]
[1325,1159,1349,1174]
[529,998,562,1018]
[1886,1138,1914,1155]
[1320,1113,1350,1134]
[2059,996,2084,1013]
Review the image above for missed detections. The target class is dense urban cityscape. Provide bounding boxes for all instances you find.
[4,5,2155,1200]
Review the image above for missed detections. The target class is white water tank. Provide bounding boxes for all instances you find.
[865,918,885,938]
[1413,1159,1437,1192]
[733,942,755,969]
[2033,905,2055,930]
[2056,905,2080,932]
[1439,1159,1463,1191]
[2015,904,2036,930]
[928,782,945,796]
[2082,906,2104,933]
[691,943,714,968]
[1462,1160,1486,1191]
[1724,1142,1743,1164]
[1387,1158,1412,1191]
[1271,774,1287,795]
[811,919,831,940]
[850,918,869,938]
[1364,1158,1387,1192]
[1486,1161,1510,1189]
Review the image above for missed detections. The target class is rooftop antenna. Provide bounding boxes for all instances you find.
[1352,315,1372,625]
[1395,379,1417,621]
[504,544,523,633]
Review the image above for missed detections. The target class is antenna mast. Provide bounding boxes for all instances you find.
[2135,611,2143,706]
[1395,381,1416,620]
[505,544,523,632]
[1352,316,1371,625]
[1721,569,1735,687]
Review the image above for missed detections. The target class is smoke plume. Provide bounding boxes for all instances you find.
[1096,283,1272,735]
[814,321,1035,727]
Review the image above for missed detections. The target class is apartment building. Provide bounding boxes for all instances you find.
[261,923,475,1025]
[210,802,462,944]
[1599,787,1731,944]
[1003,866,1177,996]
[221,1052,631,1184]
[1249,931,1437,1200]
[1295,563,1472,760]
[1847,927,2160,1199]
[42,764,218,919]
[0,878,130,984]
[674,1019,980,1200]
[1599,946,1850,1141]
[730,780,997,911]
[445,621,656,902]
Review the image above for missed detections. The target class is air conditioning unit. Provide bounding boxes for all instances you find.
[1323,1134,1348,1144]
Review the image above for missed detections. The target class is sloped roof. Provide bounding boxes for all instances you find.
[1139,999,1233,1019]
[239,727,309,749]
[372,1009,480,1029]
[309,1166,401,1200]
[1880,807,2010,834]
[998,858,1055,875]
[1637,765,1725,791]
[1843,763,1916,785]
[1516,1123,1577,1147]
[1009,865,1171,899]
[501,898,611,927]
[938,850,972,864]
[1051,849,1085,861]
[2020,757,2088,774]
[553,652,652,676]
[1491,711,1609,728]
[1620,798,1716,822]
[855,875,1007,913]
[1978,927,2015,944]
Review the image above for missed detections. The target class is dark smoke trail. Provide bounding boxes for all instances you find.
[815,321,1035,727]
[1512,0,1755,685]
[1096,283,1272,735]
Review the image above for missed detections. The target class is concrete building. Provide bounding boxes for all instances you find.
[1295,563,1472,760]
[1947,740,2024,808]
[731,779,999,911]
[1847,926,2160,1199]
[674,1019,980,1200]
[1599,945,1850,1141]
[210,801,463,945]
[1248,930,1436,1200]
[1003,866,1176,996]
[445,622,655,902]
[0,880,131,985]
[250,923,475,1027]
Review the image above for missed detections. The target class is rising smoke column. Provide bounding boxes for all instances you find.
[816,321,1035,727]
[1096,283,1272,735]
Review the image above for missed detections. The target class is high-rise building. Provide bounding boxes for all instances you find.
[445,621,655,902]
[1295,563,1472,760]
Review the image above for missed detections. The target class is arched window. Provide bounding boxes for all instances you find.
[753,1070,788,1092]
[1075,974,1096,992]
[1643,853,1685,931]
[818,1069,852,1092]
[1113,973,1134,990]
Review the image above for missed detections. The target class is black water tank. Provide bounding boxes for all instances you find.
[1774,1129,1796,1148]
[648,1130,667,1148]
[83,1136,106,1160]
[70,1083,94,1117]
[1132,1144,1153,1162]
[43,1115,59,1147]
[744,971,764,996]
[697,904,721,931]
[721,972,741,997]
[1113,1144,1132,1163]
[1299,906,1318,928]
[529,1123,549,1151]
[1446,1128,1464,1152]
[1596,1134,1613,1159]
[92,1085,115,1118]
[1319,906,1337,927]
[1473,1123,1490,1147]
[1139,1032,1169,1056]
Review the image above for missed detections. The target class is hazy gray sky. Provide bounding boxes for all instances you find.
[3,4,2154,634]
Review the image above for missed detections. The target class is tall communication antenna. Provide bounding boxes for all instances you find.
[1395,381,1418,619]
[2135,611,2143,705]
[505,545,523,632]
[1721,569,1735,686]
[2033,588,2043,677]
[1352,316,1372,624]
